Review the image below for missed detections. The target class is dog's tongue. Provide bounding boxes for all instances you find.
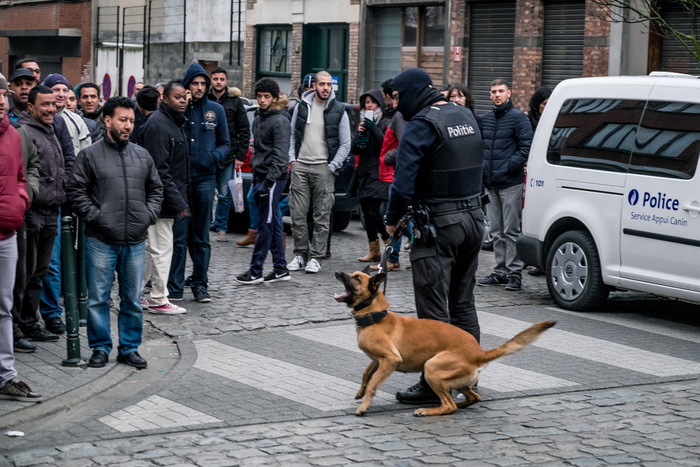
[334,291,349,302]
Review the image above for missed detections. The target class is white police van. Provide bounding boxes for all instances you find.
[517,73,700,311]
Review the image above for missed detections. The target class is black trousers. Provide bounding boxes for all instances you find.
[409,208,484,343]
[360,197,389,243]
[12,208,59,337]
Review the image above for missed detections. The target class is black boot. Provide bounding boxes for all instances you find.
[395,374,440,404]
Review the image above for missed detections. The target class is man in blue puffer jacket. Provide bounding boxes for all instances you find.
[169,64,230,303]
[477,78,533,292]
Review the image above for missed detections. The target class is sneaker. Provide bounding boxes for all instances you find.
[395,379,440,405]
[0,379,42,402]
[235,270,263,285]
[263,270,290,283]
[192,287,212,303]
[45,316,66,335]
[304,258,321,273]
[25,326,59,342]
[288,255,305,271]
[148,303,187,315]
[217,230,228,242]
[14,338,36,353]
[140,298,150,309]
[505,275,522,291]
[477,273,508,286]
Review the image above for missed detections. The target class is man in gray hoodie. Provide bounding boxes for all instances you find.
[287,71,351,274]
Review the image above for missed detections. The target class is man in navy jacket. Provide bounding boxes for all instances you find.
[169,64,229,303]
[477,78,533,292]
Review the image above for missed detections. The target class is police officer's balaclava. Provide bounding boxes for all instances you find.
[391,68,446,121]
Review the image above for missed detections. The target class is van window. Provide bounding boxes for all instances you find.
[547,99,645,172]
[630,101,700,180]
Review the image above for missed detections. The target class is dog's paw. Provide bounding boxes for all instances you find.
[355,391,364,399]
[413,408,429,417]
[355,408,367,417]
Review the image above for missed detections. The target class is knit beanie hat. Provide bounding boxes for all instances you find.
[42,73,70,89]
[0,73,8,92]
[136,85,160,111]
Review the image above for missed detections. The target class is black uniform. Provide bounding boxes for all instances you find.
[385,68,484,342]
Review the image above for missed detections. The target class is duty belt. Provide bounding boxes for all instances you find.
[427,195,481,215]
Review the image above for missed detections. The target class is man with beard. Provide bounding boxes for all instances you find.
[208,67,250,243]
[78,83,106,140]
[169,64,229,303]
[68,97,163,369]
[138,81,189,315]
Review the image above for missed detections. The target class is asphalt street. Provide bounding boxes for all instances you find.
[1,219,699,466]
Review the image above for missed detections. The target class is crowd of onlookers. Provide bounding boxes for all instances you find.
[0,55,551,403]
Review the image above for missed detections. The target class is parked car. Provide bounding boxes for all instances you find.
[227,101,361,233]
[517,73,700,311]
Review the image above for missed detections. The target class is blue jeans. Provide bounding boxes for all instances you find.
[214,164,233,232]
[167,216,189,298]
[40,213,62,320]
[86,236,145,356]
[188,179,216,290]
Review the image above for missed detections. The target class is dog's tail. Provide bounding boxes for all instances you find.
[482,321,556,363]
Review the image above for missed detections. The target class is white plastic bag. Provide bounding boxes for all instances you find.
[229,169,245,214]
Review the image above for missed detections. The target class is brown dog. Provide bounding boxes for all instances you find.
[334,269,556,417]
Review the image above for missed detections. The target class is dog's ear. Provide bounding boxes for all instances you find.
[369,272,387,293]
[362,265,372,275]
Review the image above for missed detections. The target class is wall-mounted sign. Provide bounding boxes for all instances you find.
[127,76,136,98]
[454,46,463,62]
[103,74,112,99]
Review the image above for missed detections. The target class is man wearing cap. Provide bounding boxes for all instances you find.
[36,74,92,336]
[384,68,485,405]
[0,72,42,402]
[8,69,35,121]
[13,86,70,344]
[208,67,250,243]
[131,85,160,144]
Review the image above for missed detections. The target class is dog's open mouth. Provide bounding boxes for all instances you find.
[334,290,350,302]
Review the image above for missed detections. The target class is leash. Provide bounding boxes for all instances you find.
[378,218,408,294]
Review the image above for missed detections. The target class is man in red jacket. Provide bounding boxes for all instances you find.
[0,73,42,402]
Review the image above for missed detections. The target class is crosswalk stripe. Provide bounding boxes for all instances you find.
[479,312,700,377]
[288,326,578,391]
[193,339,396,411]
[546,307,700,344]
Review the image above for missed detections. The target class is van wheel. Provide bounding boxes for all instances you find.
[546,230,609,311]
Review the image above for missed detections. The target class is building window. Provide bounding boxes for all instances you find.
[258,27,292,75]
[402,6,444,49]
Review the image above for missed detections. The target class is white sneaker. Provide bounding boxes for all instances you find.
[148,303,187,315]
[288,255,305,271]
[305,258,321,273]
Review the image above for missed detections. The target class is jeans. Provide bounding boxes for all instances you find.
[167,216,189,298]
[250,181,287,276]
[213,163,234,232]
[86,236,145,356]
[486,184,525,277]
[0,236,18,387]
[40,212,62,321]
[188,179,216,290]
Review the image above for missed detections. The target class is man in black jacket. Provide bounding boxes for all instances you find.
[208,67,250,242]
[138,81,189,315]
[235,78,290,284]
[68,97,163,370]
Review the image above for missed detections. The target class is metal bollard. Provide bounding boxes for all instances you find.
[77,220,88,327]
[60,215,84,367]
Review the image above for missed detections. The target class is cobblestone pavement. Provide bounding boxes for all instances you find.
[1,219,699,466]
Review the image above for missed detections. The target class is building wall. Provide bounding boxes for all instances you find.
[244,0,361,102]
[0,0,92,86]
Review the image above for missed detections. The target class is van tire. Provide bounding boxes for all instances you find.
[546,230,609,311]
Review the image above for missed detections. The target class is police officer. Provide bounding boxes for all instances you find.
[384,68,485,405]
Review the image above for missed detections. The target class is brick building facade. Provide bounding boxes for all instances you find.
[0,0,92,87]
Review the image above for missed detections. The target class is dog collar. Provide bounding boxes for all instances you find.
[354,310,388,328]
[353,295,377,312]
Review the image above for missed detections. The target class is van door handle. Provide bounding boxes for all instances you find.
[682,204,700,213]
